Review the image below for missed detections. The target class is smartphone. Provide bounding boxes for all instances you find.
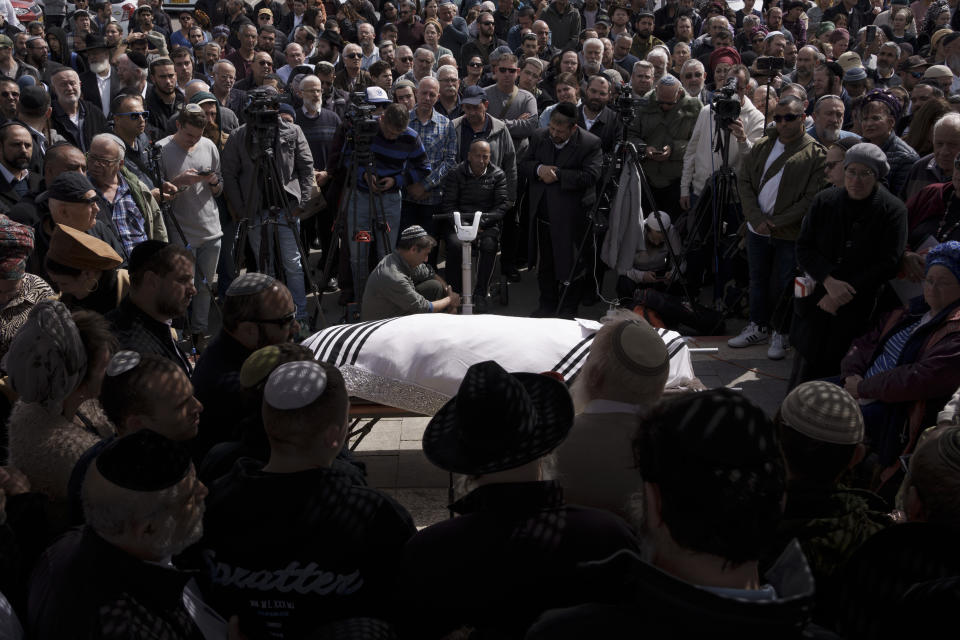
[197,169,213,176]
[867,25,877,43]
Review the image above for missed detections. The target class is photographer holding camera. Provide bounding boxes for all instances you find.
[680,64,765,213]
[221,86,316,328]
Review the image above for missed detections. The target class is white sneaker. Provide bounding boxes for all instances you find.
[728,322,769,348]
[767,331,788,360]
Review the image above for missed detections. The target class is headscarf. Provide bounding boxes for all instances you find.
[0,215,34,281]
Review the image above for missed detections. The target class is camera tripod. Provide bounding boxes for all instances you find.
[557,122,689,315]
[318,138,392,322]
[234,124,324,331]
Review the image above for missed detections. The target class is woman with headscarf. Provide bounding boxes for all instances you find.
[791,143,908,387]
[44,224,128,316]
[918,0,951,51]
[0,215,53,364]
[5,301,115,507]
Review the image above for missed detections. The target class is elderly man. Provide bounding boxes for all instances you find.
[556,314,670,517]
[903,112,960,202]
[806,94,859,145]
[77,33,120,116]
[334,42,372,93]
[402,46,436,84]
[361,225,460,320]
[357,21,379,69]
[735,95,826,361]
[87,133,166,259]
[875,41,902,89]
[680,59,709,104]
[681,65,766,213]
[49,66,107,153]
[633,75,702,216]
[277,43,308,84]
[440,139,509,310]
[435,64,461,119]
[221,88,315,325]
[28,430,208,640]
[520,102,602,318]
[401,76,456,253]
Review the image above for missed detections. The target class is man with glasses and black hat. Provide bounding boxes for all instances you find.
[398,359,637,638]
[78,32,120,117]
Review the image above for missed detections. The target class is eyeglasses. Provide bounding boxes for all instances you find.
[824,160,842,171]
[87,154,120,167]
[344,53,362,60]
[114,110,150,120]
[0,91,19,98]
[498,67,518,73]
[773,113,802,122]
[400,56,413,62]
[251,311,297,327]
[844,167,875,179]
[683,72,703,79]
[467,61,483,67]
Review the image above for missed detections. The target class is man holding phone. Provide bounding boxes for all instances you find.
[157,103,224,351]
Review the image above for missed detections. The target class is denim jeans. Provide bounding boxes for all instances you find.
[247,211,308,319]
[187,238,221,335]
[746,229,796,328]
[345,190,401,299]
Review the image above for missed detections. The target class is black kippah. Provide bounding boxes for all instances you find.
[96,429,192,492]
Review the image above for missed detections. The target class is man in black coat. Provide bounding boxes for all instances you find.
[519,101,602,318]
[49,66,108,153]
[578,74,622,155]
[77,33,121,116]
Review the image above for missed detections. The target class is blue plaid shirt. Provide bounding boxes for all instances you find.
[100,174,148,256]
[405,108,457,205]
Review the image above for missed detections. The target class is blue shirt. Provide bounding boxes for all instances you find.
[405,109,457,205]
[805,124,859,144]
[99,174,147,257]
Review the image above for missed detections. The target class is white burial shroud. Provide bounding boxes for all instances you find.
[302,314,697,416]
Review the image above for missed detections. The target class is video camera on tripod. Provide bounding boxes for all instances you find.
[712,75,741,129]
[344,91,380,162]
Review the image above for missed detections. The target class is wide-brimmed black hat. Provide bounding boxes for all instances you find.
[318,29,342,50]
[422,360,573,475]
[78,32,114,53]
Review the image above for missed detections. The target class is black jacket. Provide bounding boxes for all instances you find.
[50,98,108,153]
[792,184,907,368]
[440,161,509,225]
[578,104,623,155]
[28,527,204,640]
[106,297,193,377]
[79,68,122,115]
[190,330,254,460]
[527,540,821,640]
[193,459,415,638]
[399,481,639,639]
[144,87,185,142]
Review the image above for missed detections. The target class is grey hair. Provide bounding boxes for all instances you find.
[646,48,669,64]
[583,37,603,51]
[92,133,126,163]
[414,46,435,61]
[681,59,704,74]
[934,112,960,137]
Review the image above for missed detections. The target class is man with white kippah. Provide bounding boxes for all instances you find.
[191,272,301,459]
[361,224,460,320]
[194,359,416,639]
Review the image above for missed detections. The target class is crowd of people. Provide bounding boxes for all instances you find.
[0,0,959,637]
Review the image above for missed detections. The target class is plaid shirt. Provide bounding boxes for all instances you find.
[405,108,457,205]
[99,174,148,257]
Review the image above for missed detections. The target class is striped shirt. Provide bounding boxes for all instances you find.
[350,125,431,194]
[405,109,457,205]
[865,319,924,379]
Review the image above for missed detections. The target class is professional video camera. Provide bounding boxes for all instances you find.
[608,82,647,124]
[344,91,380,162]
[713,75,741,128]
[245,88,281,129]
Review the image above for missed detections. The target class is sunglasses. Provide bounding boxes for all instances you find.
[467,61,483,67]
[252,312,297,327]
[114,111,150,120]
[773,113,802,122]
[344,53,362,59]
[498,67,518,73]
[909,70,924,78]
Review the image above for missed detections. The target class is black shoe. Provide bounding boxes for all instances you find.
[474,293,489,314]
[504,267,521,283]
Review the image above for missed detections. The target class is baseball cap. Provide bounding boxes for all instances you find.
[0,35,12,49]
[462,85,488,105]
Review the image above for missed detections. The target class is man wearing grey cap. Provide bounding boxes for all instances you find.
[0,33,39,84]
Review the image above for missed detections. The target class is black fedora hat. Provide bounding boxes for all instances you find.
[422,361,574,475]
[318,29,342,50]
[78,32,114,53]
